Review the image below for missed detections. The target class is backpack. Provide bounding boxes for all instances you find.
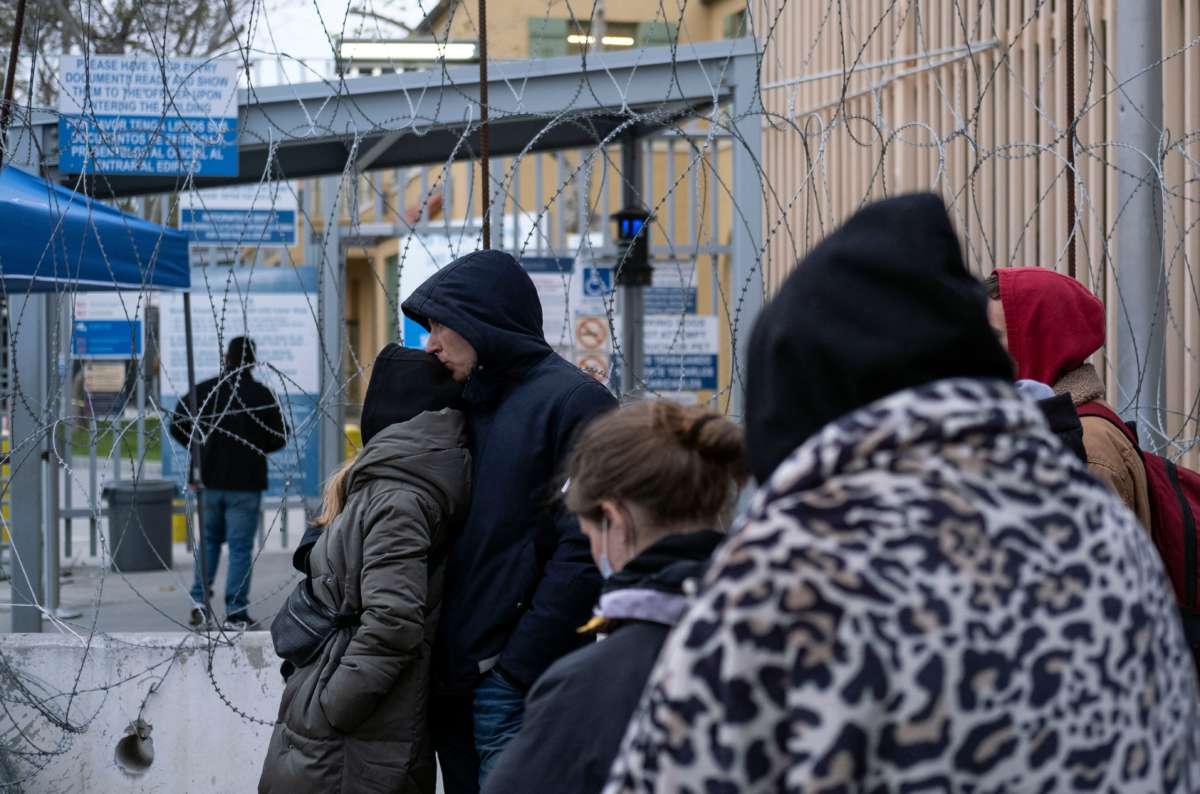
[1077,402,1200,655]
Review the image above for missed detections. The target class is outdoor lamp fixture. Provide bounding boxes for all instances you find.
[337,40,478,63]
[565,34,637,47]
[612,206,653,286]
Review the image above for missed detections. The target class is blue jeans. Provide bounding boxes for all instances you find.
[189,489,261,615]
[474,671,527,785]
[433,671,527,794]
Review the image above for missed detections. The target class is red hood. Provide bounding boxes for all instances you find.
[996,267,1105,384]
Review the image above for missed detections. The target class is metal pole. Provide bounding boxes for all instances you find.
[280,495,288,550]
[9,294,44,632]
[620,136,644,398]
[318,177,344,486]
[477,0,491,249]
[1064,0,1078,280]
[45,295,78,620]
[61,300,73,559]
[42,295,58,618]
[1114,0,1165,448]
[0,0,28,171]
[729,48,765,421]
[136,203,146,478]
[135,356,145,477]
[621,286,645,397]
[113,416,121,481]
[182,292,213,621]
[88,404,97,557]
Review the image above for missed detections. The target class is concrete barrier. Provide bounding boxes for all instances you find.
[0,631,283,792]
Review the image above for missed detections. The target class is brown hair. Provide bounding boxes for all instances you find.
[565,400,747,530]
[313,455,357,528]
[985,271,1000,300]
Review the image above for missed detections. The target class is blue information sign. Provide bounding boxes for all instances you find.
[73,320,143,359]
[72,293,145,360]
[181,209,298,245]
[644,354,719,391]
[645,286,698,314]
[57,56,239,177]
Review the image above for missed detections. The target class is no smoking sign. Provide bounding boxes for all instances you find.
[575,315,609,350]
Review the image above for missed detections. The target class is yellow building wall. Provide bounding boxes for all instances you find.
[329,0,748,411]
[426,0,748,57]
[758,0,1200,458]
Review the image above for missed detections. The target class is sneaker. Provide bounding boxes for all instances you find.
[189,606,213,629]
[224,611,256,630]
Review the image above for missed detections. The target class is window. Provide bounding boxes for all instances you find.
[528,18,676,57]
[724,10,748,39]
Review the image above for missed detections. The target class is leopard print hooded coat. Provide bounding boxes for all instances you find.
[604,378,1200,793]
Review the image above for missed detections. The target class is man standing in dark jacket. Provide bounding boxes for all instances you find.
[402,250,616,792]
[170,336,287,629]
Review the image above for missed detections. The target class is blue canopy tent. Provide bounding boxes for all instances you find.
[0,166,190,292]
[0,165,210,632]
[0,164,198,407]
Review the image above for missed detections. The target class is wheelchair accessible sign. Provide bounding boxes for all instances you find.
[58,56,239,176]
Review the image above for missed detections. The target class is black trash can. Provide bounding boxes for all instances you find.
[103,480,177,572]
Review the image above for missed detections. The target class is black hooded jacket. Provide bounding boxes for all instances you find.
[483,530,724,794]
[169,369,287,492]
[745,193,1014,483]
[402,250,616,691]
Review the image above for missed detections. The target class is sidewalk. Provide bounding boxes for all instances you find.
[2,454,307,633]
[2,541,299,634]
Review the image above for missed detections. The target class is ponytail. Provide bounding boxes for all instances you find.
[565,400,746,528]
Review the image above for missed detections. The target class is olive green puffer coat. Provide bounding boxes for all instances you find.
[259,409,469,793]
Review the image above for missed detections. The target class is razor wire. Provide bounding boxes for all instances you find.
[0,0,1196,788]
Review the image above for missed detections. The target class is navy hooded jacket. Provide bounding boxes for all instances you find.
[402,249,616,692]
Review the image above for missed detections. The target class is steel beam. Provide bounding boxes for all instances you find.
[8,40,757,198]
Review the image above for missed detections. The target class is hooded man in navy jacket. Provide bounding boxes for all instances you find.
[402,249,616,792]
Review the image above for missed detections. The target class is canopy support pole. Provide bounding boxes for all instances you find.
[43,293,64,620]
[182,291,211,623]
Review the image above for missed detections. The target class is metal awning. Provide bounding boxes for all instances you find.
[6,38,759,198]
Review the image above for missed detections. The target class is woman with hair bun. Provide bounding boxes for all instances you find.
[482,400,746,794]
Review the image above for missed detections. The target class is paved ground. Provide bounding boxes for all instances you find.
[1,541,300,634]
[3,454,308,633]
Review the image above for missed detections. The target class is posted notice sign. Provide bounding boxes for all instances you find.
[644,315,720,391]
[58,56,238,177]
[181,184,298,246]
[160,267,322,498]
[72,292,145,359]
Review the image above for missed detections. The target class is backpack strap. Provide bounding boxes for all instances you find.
[1077,401,1140,447]
[1081,402,1200,614]
[1165,459,1199,612]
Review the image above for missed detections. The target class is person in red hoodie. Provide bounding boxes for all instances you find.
[985,267,1152,528]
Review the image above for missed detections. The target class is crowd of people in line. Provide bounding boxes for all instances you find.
[176,192,1200,792]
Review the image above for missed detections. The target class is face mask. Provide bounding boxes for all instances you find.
[598,517,614,579]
